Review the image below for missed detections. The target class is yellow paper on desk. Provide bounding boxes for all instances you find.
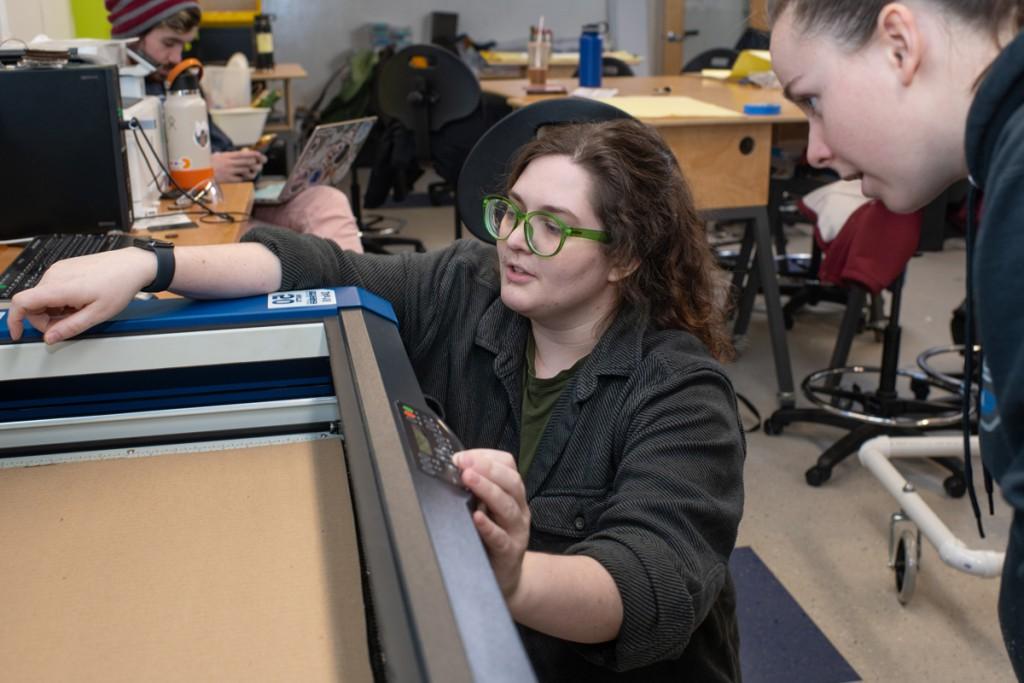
[700,68,732,80]
[607,96,742,119]
[699,50,772,81]
[481,50,640,66]
[480,50,528,64]
[728,49,772,80]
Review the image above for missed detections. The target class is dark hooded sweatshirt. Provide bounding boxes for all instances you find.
[964,27,1024,677]
[965,30,1024,525]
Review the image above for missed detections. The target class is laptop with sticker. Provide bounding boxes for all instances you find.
[253,116,376,206]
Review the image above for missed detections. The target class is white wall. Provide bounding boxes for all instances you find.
[262,0,607,107]
[608,0,656,76]
[0,0,74,41]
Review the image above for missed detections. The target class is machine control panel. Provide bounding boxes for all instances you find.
[395,401,464,488]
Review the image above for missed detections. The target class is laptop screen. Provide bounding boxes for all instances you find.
[0,64,131,240]
[273,117,375,204]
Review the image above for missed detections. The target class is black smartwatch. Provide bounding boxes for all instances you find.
[133,238,176,293]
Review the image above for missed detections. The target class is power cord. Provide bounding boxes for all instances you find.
[125,117,249,224]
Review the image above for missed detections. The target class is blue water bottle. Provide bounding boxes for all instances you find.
[579,22,606,88]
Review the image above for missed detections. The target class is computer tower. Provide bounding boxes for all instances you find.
[0,64,132,240]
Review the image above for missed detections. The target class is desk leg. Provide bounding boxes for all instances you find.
[731,221,757,337]
[752,206,796,407]
[733,248,759,339]
[712,206,796,408]
[284,79,294,130]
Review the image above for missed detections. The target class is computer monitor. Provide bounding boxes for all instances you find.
[0,64,132,240]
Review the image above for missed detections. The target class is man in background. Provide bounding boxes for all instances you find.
[106,0,364,250]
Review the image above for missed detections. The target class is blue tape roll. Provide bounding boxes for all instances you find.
[743,103,782,116]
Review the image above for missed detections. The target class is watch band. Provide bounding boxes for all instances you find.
[133,238,176,293]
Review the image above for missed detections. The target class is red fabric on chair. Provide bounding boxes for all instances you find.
[799,199,922,295]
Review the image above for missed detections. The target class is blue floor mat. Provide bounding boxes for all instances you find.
[731,546,860,683]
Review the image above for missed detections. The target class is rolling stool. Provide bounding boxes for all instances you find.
[766,272,969,495]
[764,195,969,494]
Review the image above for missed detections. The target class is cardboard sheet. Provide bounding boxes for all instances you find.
[607,95,743,119]
[0,440,372,683]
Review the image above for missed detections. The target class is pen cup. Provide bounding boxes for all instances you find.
[527,40,551,85]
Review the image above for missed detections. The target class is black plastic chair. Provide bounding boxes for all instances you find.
[571,56,635,78]
[456,98,632,243]
[734,28,770,51]
[377,44,481,239]
[681,48,739,73]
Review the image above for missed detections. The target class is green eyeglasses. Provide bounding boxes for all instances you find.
[482,195,609,257]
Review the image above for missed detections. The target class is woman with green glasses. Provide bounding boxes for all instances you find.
[8,118,745,681]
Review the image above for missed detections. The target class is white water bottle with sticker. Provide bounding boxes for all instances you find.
[163,58,214,191]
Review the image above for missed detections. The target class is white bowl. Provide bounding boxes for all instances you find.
[209,107,270,146]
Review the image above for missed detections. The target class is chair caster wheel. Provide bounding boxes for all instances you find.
[764,415,785,435]
[805,465,831,487]
[910,376,931,401]
[943,474,967,499]
[783,313,795,330]
[894,529,920,605]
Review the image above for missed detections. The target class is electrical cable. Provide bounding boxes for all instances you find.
[963,186,986,538]
[126,117,248,224]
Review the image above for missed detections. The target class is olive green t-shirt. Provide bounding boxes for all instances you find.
[518,335,588,478]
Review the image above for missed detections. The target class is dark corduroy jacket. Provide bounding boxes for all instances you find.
[244,227,746,681]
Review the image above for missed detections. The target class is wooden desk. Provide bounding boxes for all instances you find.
[251,63,308,133]
[483,75,804,211]
[479,51,642,80]
[483,75,807,406]
[0,183,255,274]
[148,181,255,245]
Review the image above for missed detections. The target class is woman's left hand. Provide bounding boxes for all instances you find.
[454,449,531,599]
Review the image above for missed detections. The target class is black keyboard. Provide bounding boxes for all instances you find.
[0,232,135,301]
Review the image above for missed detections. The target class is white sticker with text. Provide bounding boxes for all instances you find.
[267,289,337,309]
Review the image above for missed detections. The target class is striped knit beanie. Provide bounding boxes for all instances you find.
[106,0,201,39]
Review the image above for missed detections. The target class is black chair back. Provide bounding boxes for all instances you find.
[456,97,632,243]
[571,56,635,78]
[681,47,739,73]
[601,56,635,77]
[377,44,480,161]
[734,28,770,51]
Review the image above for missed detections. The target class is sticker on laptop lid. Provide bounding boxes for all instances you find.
[267,289,337,309]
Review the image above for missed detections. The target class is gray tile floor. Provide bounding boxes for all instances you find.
[364,188,1016,682]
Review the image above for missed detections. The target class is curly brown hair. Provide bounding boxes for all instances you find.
[504,119,734,362]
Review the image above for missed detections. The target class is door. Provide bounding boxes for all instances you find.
[668,0,749,73]
[659,0,687,74]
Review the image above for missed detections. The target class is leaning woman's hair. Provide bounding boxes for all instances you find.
[769,0,1023,47]
[504,119,733,362]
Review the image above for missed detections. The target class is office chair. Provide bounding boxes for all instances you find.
[457,97,632,243]
[764,199,968,494]
[734,28,770,51]
[571,56,635,78]
[777,189,884,332]
[376,44,481,240]
[681,48,739,73]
